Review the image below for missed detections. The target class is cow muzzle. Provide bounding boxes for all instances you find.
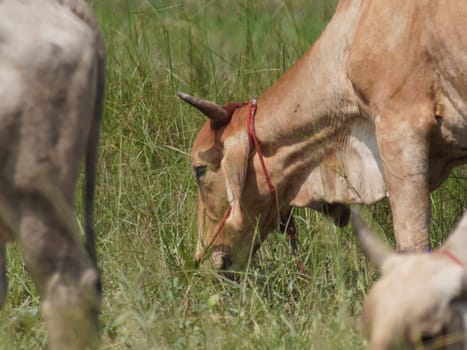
[194,250,235,271]
[211,251,233,270]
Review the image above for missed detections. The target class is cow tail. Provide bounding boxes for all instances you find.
[84,40,105,267]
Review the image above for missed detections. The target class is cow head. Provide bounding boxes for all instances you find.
[351,210,467,349]
[179,92,282,273]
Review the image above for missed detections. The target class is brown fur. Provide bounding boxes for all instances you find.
[184,0,467,271]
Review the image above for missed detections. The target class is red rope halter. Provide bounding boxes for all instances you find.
[433,250,464,267]
[204,99,307,275]
[247,99,276,198]
[205,207,232,251]
[247,99,306,275]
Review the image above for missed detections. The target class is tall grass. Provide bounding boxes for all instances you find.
[0,1,465,349]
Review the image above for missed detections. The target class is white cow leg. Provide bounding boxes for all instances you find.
[376,106,434,252]
[17,197,101,350]
[0,243,7,308]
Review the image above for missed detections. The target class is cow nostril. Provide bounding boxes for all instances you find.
[221,256,233,270]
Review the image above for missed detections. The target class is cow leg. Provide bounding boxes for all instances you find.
[0,242,6,308]
[17,191,100,350]
[376,105,435,252]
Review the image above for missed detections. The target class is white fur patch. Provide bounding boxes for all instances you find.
[345,118,386,202]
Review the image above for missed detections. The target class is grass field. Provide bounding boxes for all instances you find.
[0,1,466,349]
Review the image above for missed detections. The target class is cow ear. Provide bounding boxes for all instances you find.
[350,209,394,269]
[221,131,250,231]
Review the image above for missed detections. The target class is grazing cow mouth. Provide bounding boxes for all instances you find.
[211,251,233,270]
[194,250,244,280]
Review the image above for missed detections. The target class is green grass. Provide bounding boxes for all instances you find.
[0,1,466,349]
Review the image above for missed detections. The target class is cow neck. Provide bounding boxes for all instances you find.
[247,99,307,276]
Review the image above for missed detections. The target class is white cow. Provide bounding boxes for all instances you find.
[351,210,467,349]
[0,0,104,349]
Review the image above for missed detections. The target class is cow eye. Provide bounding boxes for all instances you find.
[194,165,207,181]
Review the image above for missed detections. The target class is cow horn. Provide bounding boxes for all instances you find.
[350,209,394,269]
[177,91,229,128]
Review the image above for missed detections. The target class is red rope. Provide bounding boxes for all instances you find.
[247,99,307,277]
[433,250,464,267]
[247,99,276,198]
[206,207,232,250]
[280,215,307,276]
[203,99,307,276]
[206,99,263,250]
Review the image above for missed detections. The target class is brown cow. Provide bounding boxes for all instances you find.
[351,210,467,349]
[178,0,467,272]
[0,0,104,349]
